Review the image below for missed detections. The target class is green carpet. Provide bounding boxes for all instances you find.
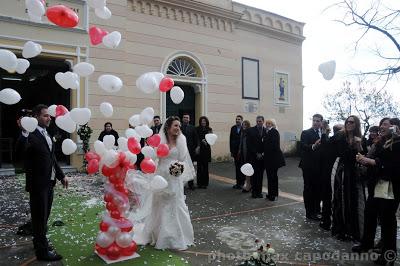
[47,184,190,266]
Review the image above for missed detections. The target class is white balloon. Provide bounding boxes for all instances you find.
[0,88,21,105]
[124,151,137,164]
[96,232,113,248]
[95,6,112,19]
[55,113,76,133]
[150,175,168,191]
[102,31,122,49]
[21,117,38,132]
[103,135,115,150]
[22,41,42,59]
[136,72,164,94]
[103,149,118,167]
[100,102,113,117]
[125,128,141,141]
[108,226,120,237]
[98,74,123,93]
[240,163,254,176]
[48,105,57,117]
[25,0,45,17]
[141,146,156,159]
[94,140,107,156]
[170,86,184,104]
[16,59,30,74]
[55,72,79,90]
[28,10,42,22]
[129,114,141,127]
[70,108,91,125]
[73,62,95,77]
[117,137,128,151]
[88,0,106,9]
[135,125,153,138]
[0,49,18,73]
[140,107,154,125]
[115,232,132,248]
[62,139,77,155]
[318,60,336,81]
[205,133,217,146]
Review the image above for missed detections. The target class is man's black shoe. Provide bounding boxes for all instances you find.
[319,222,331,231]
[233,184,242,189]
[351,244,370,253]
[36,250,62,261]
[306,214,321,221]
[266,195,276,201]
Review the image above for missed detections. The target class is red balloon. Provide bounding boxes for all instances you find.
[156,144,170,158]
[118,152,126,164]
[127,138,141,154]
[104,193,113,203]
[102,165,118,177]
[140,158,156,174]
[114,183,125,193]
[120,224,133,232]
[46,5,79,28]
[95,244,108,255]
[106,201,118,212]
[55,105,68,117]
[85,151,100,162]
[99,221,109,232]
[147,134,161,147]
[106,243,121,260]
[109,174,123,185]
[121,242,137,256]
[89,26,108,45]
[110,210,121,219]
[87,159,99,174]
[159,77,174,92]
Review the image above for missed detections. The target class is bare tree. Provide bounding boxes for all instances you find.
[323,78,400,136]
[333,0,400,80]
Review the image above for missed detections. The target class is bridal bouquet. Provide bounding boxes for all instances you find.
[169,161,184,177]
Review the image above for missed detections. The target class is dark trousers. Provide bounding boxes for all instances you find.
[234,157,245,186]
[197,160,209,187]
[29,186,54,251]
[251,160,264,196]
[361,195,379,248]
[302,168,320,216]
[265,167,278,197]
[321,176,332,225]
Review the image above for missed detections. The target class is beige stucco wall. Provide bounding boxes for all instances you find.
[0,0,304,167]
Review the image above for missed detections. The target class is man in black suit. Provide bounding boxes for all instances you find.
[230,115,244,189]
[299,113,323,220]
[21,104,68,261]
[181,113,199,190]
[247,116,266,198]
[151,115,162,134]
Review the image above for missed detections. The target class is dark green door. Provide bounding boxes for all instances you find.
[166,85,196,125]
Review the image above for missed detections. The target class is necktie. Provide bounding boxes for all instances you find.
[41,129,52,150]
[258,127,263,137]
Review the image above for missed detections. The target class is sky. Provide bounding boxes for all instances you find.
[234,0,400,128]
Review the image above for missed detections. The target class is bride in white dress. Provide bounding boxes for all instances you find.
[132,116,195,250]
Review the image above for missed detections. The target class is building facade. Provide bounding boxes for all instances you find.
[0,0,304,170]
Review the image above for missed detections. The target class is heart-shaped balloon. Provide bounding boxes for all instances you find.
[140,107,154,125]
[87,0,106,9]
[125,128,141,142]
[0,88,21,105]
[48,104,57,117]
[147,134,161,147]
[98,74,123,93]
[159,77,174,92]
[103,135,116,150]
[70,107,91,125]
[46,5,79,28]
[135,125,153,138]
[141,146,156,159]
[127,137,141,154]
[28,10,42,22]
[100,102,113,117]
[170,86,184,104]
[129,114,141,128]
[55,71,79,90]
[95,6,112,19]
[55,105,68,117]
[62,138,77,155]
[21,116,38,132]
[55,112,76,133]
[318,60,336,81]
[102,31,121,49]
[0,49,18,73]
[22,41,42,59]
[117,137,128,152]
[89,26,108,46]
[140,158,156,174]
[205,133,218,146]
[16,59,30,74]
[136,72,164,94]
[25,0,45,17]
[156,144,169,158]
[94,140,107,156]
[240,163,254,176]
[73,62,95,77]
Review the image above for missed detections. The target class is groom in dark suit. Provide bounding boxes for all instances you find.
[299,113,323,220]
[247,116,266,198]
[230,115,244,189]
[20,104,68,261]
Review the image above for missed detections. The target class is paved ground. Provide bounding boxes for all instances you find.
[0,157,398,265]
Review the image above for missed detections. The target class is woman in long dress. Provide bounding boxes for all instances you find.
[141,116,195,250]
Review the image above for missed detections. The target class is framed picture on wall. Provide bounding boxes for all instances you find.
[242,57,260,100]
[274,71,289,105]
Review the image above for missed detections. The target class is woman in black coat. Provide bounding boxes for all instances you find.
[263,119,285,201]
[98,122,119,146]
[239,120,252,192]
[196,116,212,189]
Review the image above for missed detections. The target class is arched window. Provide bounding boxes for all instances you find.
[166,57,198,77]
